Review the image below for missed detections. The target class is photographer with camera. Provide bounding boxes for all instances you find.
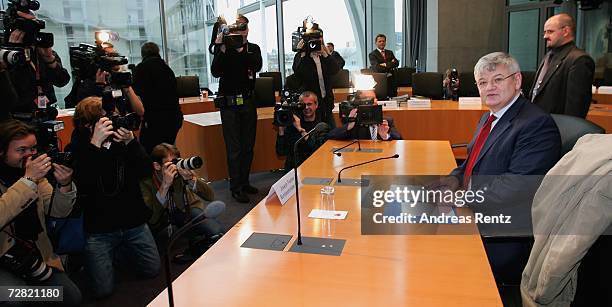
[3,3,70,113]
[210,15,262,204]
[291,20,340,129]
[0,119,81,306]
[328,107,401,141]
[141,143,224,261]
[443,68,460,101]
[275,91,330,170]
[68,97,159,298]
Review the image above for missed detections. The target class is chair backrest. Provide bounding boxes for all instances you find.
[176,75,200,98]
[259,71,282,92]
[411,72,444,99]
[395,67,416,87]
[521,71,536,97]
[370,72,388,100]
[361,68,373,75]
[330,69,350,88]
[603,68,612,86]
[285,74,301,93]
[254,77,276,107]
[458,72,479,97]
[551,114,605,156]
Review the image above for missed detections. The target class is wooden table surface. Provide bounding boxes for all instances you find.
[148,140,502,307]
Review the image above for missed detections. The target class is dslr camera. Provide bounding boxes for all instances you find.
[291,17,323,53]
[101,89,141,132]
[217,16,247,50]
[274,90,305,127]
[69,43,132,88]
[0,239,53,282]
[172,156,203,170]
[0,47,26,67]
[339,93,383,126]
[1,0,54,48]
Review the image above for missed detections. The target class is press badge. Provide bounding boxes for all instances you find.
[236,94,244,106]
[36,95,49,108]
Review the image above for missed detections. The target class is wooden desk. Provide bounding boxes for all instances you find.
[332,87,413,101]
[588,104,612,133]
[148,140,502,307]
[593,89,612,105]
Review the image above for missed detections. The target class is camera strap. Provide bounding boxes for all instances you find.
[31,57,48,108]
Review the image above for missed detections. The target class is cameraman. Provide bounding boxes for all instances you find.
[6,10,70,112]
[0,119,81,306]
[210,15,262,203]
[292,26,340,128]
[328,108,402,141]
[141,143,224,254]
[69,97,159,298]
[276,91,329,170]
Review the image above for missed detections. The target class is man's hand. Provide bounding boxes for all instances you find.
[24,154,52,183]
[8,29,25,44]
[95,69,109,84]
[347,108,358,131]
[37,47,55,64]
[378,122,390,140]
[177,167,195,182]
[52,164,73,186]
[113,127,134,145]
[292,115,303,132]
[161,161,178,189]
[90,117,114,148]
[427,176,460,192]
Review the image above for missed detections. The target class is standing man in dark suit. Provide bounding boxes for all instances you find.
[529,13,595,118]
[133,42,184,154]
[326,42,345,69]
[368,34,399,97]
[432,52,561,284]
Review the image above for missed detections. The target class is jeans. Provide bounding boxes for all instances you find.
[0,268,82,306]
[84,224,160,299]
[154,207,224,252]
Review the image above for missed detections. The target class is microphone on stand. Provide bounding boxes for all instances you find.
[337,154,400,183]
[165,200,226,307]
[293,122,328,245]
[332,139,361,156]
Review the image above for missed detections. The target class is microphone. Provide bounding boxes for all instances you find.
[165,200,225,307]
[293,122,328,245]
[332,139,361,156]
[337,154,399,183]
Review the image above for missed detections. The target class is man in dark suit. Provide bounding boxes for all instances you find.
[433,52,561,284]
[368,34,399,97]
[529,13,595,118]
[326,42,345,69]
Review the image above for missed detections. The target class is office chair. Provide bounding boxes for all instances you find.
[259,72,282,93]
[284,74,301,93]
[370,72,388,100]
[458,72,479,97]
[394,67,416,87]
[603,68,612,86]
[176,75,201,98]
[550,114,605,156]
[330,69,350,88]
[520,71,536,97]
[253,77,275,108]
[411,72,444,99]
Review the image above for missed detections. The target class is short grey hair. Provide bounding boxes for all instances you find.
[299,91,318,104]
[474,52,521,79]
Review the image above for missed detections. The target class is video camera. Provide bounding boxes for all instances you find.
[0,0,54,48]
[0,47,26,67]
[291,17,323,53]
[69,43,132,88]
[217,16,247,50]
[339,92,383,126]
[101,89,141,132]
[274,90,305,127]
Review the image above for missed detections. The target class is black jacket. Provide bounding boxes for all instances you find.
[8,50,70,112]
[330,51,345,70]
[211,42,262,96]
[0,71,18,120]
[369,49,399,73]
[70,129,153,234]
[529,42,595,118]
[275,120,329,169]
[291,52,340,101]
[133,55,182,122]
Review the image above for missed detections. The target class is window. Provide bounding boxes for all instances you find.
[244,4,279,72]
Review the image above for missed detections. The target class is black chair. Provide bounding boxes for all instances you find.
[411,72,444,99]
[550,114,605,156]
[458,72,479,97]
[330,69,350,88]
[285,74,301,93]
[521,71,536,97]
[253,77,275,108]
[176,76,200,98]
[370,72,388,100]
[395,67,416,87]
[259,71,282,93]
[603,68,612,86]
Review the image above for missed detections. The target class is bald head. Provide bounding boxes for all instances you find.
[549,13,576,36]
[543,13,575,48]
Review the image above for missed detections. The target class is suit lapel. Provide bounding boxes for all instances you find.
[473,97,525,167]
[534,45,574,100]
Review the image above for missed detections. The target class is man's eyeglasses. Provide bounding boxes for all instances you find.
[476,72,517,89]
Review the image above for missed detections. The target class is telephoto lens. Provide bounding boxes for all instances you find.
[172,156,203,170]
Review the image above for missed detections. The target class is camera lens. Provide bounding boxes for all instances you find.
[174,156,203,170]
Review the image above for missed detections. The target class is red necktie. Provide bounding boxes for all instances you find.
[463,114,497,188]
[381,50,387,61]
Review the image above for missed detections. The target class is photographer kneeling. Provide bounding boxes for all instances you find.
[141,143,225,261]
[69,97,159,299]
[0,120,81,306]
[328,107,402,141]
[275,91,330,170]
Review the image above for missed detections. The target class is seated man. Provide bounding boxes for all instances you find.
[69,96,160,298]
[276,91,330,170]
[432,52,561,284]
[141,143,225,251]
[327,108,402,141]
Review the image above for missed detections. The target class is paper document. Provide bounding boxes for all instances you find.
[308,209,348,220]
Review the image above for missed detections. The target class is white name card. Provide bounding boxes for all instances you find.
[458,97,482,106]
[408,98,431,108]
[598,86,612,95]
[379,101,398,109]
[266,169,297,205]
